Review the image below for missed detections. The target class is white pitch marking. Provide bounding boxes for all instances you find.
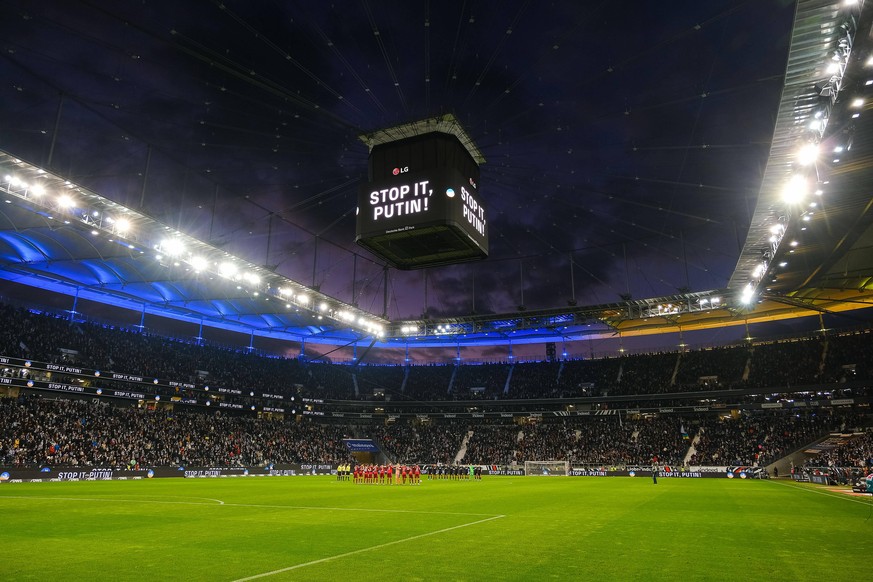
[232,514,506,581]
[212,502,499,516]
[0,495,226,506]
[162,495,226,505]
[769,480,873,507]
[0,495,495,516]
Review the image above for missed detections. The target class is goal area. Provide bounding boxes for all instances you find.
[524,460,570,476]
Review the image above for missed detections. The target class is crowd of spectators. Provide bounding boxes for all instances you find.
[555,358,622,397]
[617,352,678,395]
[2,302,873,405]
[822,330,873,384]
[462,423,524,465]
[689,410,862,467]
[508,361,563,398]
[451,363,509,399]
[356,364,406,400]
[3,297,873,479]
[371,420,466,465]
[746,339,825,388]
[1,389,868,470]
[0,395,355,468]
[802,430,873,469]
[462,417,691,467]
[674,346,748,389]
[402,365,454,401]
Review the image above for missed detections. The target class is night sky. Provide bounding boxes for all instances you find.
[0,1,801,358]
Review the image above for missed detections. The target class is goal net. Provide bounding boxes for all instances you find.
[524,460,570,476]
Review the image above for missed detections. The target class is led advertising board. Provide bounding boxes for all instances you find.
[356,130,487,269]
[356,166,487,269]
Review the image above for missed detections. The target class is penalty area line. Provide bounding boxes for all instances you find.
[232,514,506,581]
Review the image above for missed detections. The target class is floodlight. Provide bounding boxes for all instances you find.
[161,238,185,257]
[219,262,238,277]
[781,175,808,204]
[796,143,818,165]
[752,263,766,278]
[189,256,208,271]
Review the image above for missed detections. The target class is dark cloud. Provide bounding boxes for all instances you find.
[0,0,796,324]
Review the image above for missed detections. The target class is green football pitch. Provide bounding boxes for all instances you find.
[0,476,869,581]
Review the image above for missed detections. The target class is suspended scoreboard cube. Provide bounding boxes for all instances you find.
[356,115,487,270]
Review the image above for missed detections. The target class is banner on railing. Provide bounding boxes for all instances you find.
[0,463,338,483]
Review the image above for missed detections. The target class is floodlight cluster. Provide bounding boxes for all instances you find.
[392,322,468,337]
[640,295,723,319]
[435,324,461,335]
[275,287,385,337]
[3,172,139,242]
[742,3,861,306]
[1,157,388,339]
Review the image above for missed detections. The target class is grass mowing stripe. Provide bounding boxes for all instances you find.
[0,494,501,516]
[1,478,869,580]
[231,514,506,581]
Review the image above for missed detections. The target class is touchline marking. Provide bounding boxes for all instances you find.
[770,480,873,507]
[0,495,495,516]
[232,514,506,581]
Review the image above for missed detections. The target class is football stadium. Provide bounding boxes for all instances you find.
[1,1,873,580]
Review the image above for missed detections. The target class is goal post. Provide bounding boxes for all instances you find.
[524,460,570,476]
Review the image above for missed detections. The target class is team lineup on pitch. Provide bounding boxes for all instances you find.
[336,463,484,484]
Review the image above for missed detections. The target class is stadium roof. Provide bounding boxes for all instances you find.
[1,1,873,349]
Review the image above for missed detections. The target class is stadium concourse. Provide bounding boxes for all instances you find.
[0,300,871,486]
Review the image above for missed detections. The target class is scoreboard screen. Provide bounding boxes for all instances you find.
[355,132,488,270]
